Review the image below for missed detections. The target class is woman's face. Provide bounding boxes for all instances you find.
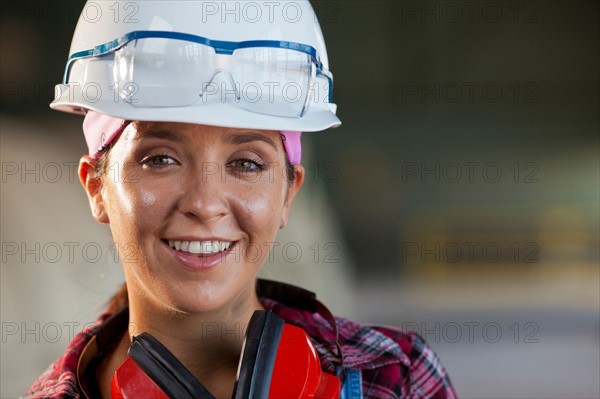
[80,122,304,314]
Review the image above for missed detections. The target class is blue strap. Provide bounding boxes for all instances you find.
[340,369,363,399]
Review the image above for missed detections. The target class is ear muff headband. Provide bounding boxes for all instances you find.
[234,311,284,398]
[127,334,215,399]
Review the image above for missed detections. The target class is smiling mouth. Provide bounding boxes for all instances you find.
[164,239,236,257]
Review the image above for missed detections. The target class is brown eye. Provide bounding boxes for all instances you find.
[142,155,177,166]
[229,158,265,172]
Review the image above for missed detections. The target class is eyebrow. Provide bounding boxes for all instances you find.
[134,128,187,143]
[224,133,278,150]
[132,127,278,150]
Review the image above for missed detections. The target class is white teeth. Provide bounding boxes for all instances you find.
[188,241,201,254]
[167,240,233,255]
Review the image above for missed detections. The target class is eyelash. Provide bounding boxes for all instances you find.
[229,158,266,172]
[141,154,177,167]
[141,155,265,172]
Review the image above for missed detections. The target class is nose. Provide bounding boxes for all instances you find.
[177,162,229,223]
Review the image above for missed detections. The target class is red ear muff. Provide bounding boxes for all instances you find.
[269,323,341,398]
[111,311,341,398]
[235,311,340,398]
[112,333,215,399]
[111,356,169,399]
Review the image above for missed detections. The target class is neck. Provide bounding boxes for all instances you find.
[126,282,265,396]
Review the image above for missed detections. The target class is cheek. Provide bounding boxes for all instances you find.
[141,189,157,207]
[233,178,286,239]
[105,177,171,234]
[105,176,134,217]
[129,184,173,224]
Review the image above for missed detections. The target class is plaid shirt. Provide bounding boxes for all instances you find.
[262,298,456,398]
[25,289,456,398]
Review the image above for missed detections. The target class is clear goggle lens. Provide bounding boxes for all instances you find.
[113,38,316,117]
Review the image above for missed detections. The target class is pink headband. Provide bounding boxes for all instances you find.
[82,111,302,164]
[279,130,302,165]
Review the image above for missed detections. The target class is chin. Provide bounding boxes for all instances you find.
[157,280,240,315]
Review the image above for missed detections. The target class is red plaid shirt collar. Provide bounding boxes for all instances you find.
[261,297,411,372]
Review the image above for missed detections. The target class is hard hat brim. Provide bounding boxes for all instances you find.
[51,94,341,133]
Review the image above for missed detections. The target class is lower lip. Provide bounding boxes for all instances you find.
[163,241,237,272]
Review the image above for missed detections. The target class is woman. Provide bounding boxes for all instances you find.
[26,1,456,398]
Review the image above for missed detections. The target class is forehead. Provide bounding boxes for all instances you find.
[123,121,282,150]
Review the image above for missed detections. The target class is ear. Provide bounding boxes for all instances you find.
[280,165,305,229]
[78,155,109,224]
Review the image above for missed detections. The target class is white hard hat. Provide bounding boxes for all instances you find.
[51,0,341,132]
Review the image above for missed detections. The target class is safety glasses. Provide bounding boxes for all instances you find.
[63,30,334,118]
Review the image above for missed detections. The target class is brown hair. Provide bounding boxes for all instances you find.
[96,134,298,313]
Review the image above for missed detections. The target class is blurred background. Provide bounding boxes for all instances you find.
[1,1,598,397]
